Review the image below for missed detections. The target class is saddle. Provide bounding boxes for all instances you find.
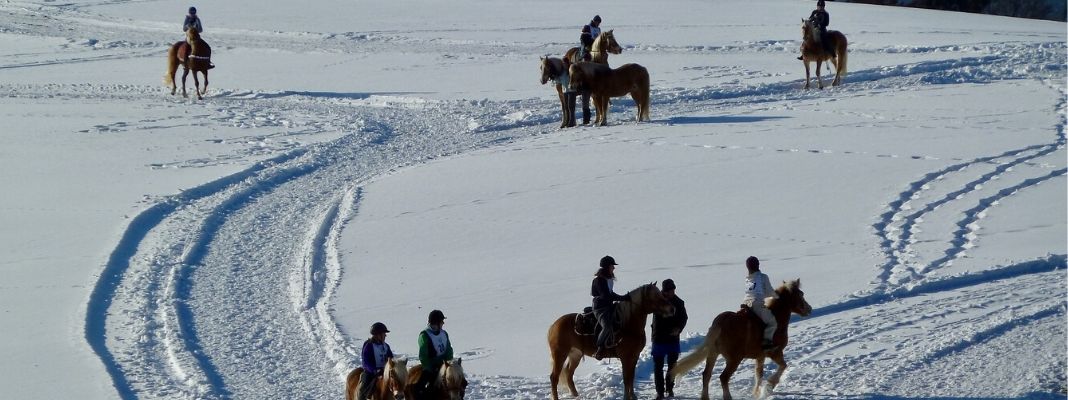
[574,306,623,347]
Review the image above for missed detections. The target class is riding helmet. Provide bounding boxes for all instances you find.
[746,256,760,269]
[592,15,601,23]
[816,0,825,6]
[599,255,617,269]
[370,322,390,335]
[428,309,446,324]
[188,6,197,15]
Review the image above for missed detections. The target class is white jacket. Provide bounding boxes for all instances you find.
[743,271,778,308]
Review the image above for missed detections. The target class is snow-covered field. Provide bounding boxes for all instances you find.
[0,0,1065,399]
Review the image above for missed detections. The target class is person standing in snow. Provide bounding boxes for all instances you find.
[358,322,395,400]
[742,256,779,351]
[651,279,687,399]
[591,255,629,360]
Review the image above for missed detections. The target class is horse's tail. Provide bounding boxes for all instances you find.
[345,368,362,400]
[639,65,651,121]
[673,324,721,379]
[837,37,848,79]
[165,42,180,87]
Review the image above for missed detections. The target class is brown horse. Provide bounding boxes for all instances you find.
[346,358,411,400]
[165,27,212,99]
[406,358,466,400]
[568,62,650,126]
[672,280,812,400]
[800,19,848,89]
[547,283,675,400]
[564,29,623,65]
[540,56,574,128]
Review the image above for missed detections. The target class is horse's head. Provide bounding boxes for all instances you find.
[597,30,623,55]
[438,358,466,400]
[775,279,812,317]
[630,282,675,316]
[387,358,409,400]
[186,26,201,41]
[540,56,562,85]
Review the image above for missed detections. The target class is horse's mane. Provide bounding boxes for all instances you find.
[767,279,801,308]
[439,359,464,388]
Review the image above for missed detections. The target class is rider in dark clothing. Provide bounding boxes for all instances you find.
[798,0,832,60]
[591,255,629,360]
[183,6,203,33]
[651,279,687,399]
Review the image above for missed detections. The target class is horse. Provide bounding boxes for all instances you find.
[547,283,675,400]
[540,56,575,129]
[406,358,466,400]
[346,358,411,400]
[800,18,847,89]
[672,279,812,400]
[564,29,623,65]
[165,27,212,99]
[568,62,650,126]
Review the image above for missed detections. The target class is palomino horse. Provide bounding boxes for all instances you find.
[672,280,813,400]
[800,18,848,89]
[406,358,466,400]
[547,283,675,400]
[568,62,650,126]
[540,56,575,129]
[564,29,623,65]
[346,358,411,400]
[165,27,212,99]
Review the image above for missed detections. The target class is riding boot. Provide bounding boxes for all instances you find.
[593,347,607,360]
[581,92,591,125]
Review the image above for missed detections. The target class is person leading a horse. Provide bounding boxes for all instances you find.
[591,255,629,360]
[413,309,455,399]
[358,322,395,400]
[797,0,831,60]
[743,256,779,351]
[651,278,687,400]
[579,15,602,62]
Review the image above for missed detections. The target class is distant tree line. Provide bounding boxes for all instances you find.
[840,0,1066,21]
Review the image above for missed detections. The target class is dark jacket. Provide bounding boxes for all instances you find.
[580,25,594,49]
[591,276,628,310]
[360,339,393,374]
[809,9,829,30]
[183,15,203,32]
[651,295,688,345]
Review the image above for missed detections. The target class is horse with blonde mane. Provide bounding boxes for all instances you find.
[564,29,623,65]
[568,61,650,126]
[547,283,675,400]
[165,27,213,99]
[540,56,575,128]
[346,358,411,400]
[800,18,847,89]
[672,280,812,400]
[406,358,466,400]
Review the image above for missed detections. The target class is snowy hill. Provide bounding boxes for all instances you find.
[0,0,1064,399]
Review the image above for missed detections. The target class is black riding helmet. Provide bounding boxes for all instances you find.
[428,309,446,325]
[188,6,197,15]
[370,322,390,335]
[599,255,617,269]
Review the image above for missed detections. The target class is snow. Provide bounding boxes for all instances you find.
[0,0,1065,399]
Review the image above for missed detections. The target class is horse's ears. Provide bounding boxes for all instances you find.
[455,358,462,366]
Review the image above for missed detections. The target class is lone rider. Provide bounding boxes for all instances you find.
[798,0,831,60]
[183,6,203,33]
[591,255,629,360]
[742,256,779,351]
[358,322,394,400]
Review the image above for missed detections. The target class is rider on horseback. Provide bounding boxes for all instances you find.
[358,322,395,400]
[579,15,602,62]
[183,6,203,33]
[797,0,832,60]
[591,255,629,360]
[413,310,454,399]
[742,256,779,351]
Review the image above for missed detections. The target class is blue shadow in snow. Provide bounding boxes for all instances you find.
[665,115,789,125]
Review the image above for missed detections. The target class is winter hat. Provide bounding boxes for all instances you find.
[816,0,825,7]
[592,15,602,23]
[188,6,197,15]
[746,256,760,269]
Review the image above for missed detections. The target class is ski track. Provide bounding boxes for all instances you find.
[1,4,1049,397]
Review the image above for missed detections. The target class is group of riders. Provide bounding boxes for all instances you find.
[592,255,778,399]
[553,0,834,126]
[356,310,461,400]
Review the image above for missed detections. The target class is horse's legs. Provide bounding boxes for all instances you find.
[815,59,824,89]
[803,61,811,90]
[621,355,638,400]
[699,352,719,400]
[556,85,568,128]
[766,353,788,394]
[597,96,610,126]
[192,71,203,100]
[565,348,582,396]
[753,356,766,398]
[181,67,190,97]
[549,346,567,400]
[719,357,741,400]
[202,70,209,97]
